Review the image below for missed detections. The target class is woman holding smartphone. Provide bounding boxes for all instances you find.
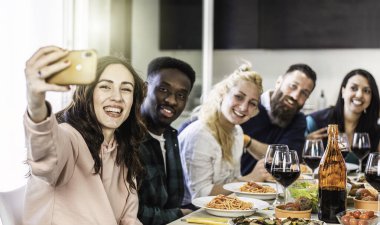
[23,46,145,224]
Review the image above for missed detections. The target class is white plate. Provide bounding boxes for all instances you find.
[310,163,359,175]
[346,163,359,171]
[298,174,314,180]
[223,182,282,200]
[192,196,269,217]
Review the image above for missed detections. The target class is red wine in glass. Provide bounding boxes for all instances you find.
[271,169,300,187]
[303,156,322,171]
[302,139,324,178]
[265,144,289,205]
[351,147,371,160]
[365,171,380,191]
[271,150,300,203]
[365,152,380,196]
[352,132,371,173]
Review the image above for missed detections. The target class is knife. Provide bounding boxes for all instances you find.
[181,217,231,225]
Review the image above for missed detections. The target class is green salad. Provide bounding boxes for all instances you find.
[288,180,318,212]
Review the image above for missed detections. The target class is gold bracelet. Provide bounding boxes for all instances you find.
[245,137,252,148]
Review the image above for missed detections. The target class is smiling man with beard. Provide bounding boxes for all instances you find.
[270,88,303,128]
[240,64,317,177]
[137,57,196,225]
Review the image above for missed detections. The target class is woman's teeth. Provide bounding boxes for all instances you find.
[104,106,122,113]
[233,110,245,117]
[352,99,363,106]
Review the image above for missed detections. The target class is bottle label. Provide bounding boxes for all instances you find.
[318,189,347,223]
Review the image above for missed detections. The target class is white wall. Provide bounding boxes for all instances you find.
[131,0,203,79]
[131,0,380,116]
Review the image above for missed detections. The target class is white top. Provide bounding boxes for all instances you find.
[260,90,272,112]
[179,120,244,205]
[149,131,167,174]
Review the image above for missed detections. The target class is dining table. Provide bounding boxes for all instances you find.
[168,169,365,225]
[168,197,345,225]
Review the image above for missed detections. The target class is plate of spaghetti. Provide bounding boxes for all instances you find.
[223,182,281,200]
[192,194,269,217]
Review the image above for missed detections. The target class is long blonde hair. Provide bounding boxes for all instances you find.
[199,63,263,164]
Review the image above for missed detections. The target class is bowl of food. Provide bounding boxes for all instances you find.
[275,207,312,219]
[287,179,318,213]
[274,197,312,219]
[354,188,378,211]
[336,209,378,225]
[354,198,378,211]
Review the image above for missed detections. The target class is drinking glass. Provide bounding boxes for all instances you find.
[364,152,380,211]
[302,139,324,179]
[338,133,350,158]
[271,150,300,203]
[352,132,371,173]
[264,144,289,205]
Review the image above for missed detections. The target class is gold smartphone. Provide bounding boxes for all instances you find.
[47,49,97,85]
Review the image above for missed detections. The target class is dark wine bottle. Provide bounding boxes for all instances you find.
[318,124,347,223]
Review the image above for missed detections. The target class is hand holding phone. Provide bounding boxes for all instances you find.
[47,50,97,85]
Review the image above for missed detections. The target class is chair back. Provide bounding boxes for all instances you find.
[0,185,25,225]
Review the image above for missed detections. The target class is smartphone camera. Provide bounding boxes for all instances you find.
[83,51,93,58]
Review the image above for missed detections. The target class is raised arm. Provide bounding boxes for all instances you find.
[24,46,78,186]
[25,46,70,122]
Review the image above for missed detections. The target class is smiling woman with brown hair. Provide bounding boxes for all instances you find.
[23,46,145,225]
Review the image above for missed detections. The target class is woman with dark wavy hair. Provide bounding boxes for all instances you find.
[306,69,380,167]
[23,46,145,225]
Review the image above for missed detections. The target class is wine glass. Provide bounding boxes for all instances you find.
[364,152,380,211]
[265,144,289,205]
[271,150,300,203]
[302,139,324,179]
[352,132,371,173]
[265,144,290,173]
[338,133,350,158]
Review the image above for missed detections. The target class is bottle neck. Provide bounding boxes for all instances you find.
[327,135,339,152]
[326,125,341,154]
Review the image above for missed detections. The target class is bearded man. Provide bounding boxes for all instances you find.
[241,64,317,177]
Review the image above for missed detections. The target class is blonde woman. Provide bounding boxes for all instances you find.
[179,64,264,204]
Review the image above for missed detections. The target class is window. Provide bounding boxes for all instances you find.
[0,0,74,192]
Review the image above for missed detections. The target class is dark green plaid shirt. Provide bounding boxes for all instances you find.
[137,127,184,225]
